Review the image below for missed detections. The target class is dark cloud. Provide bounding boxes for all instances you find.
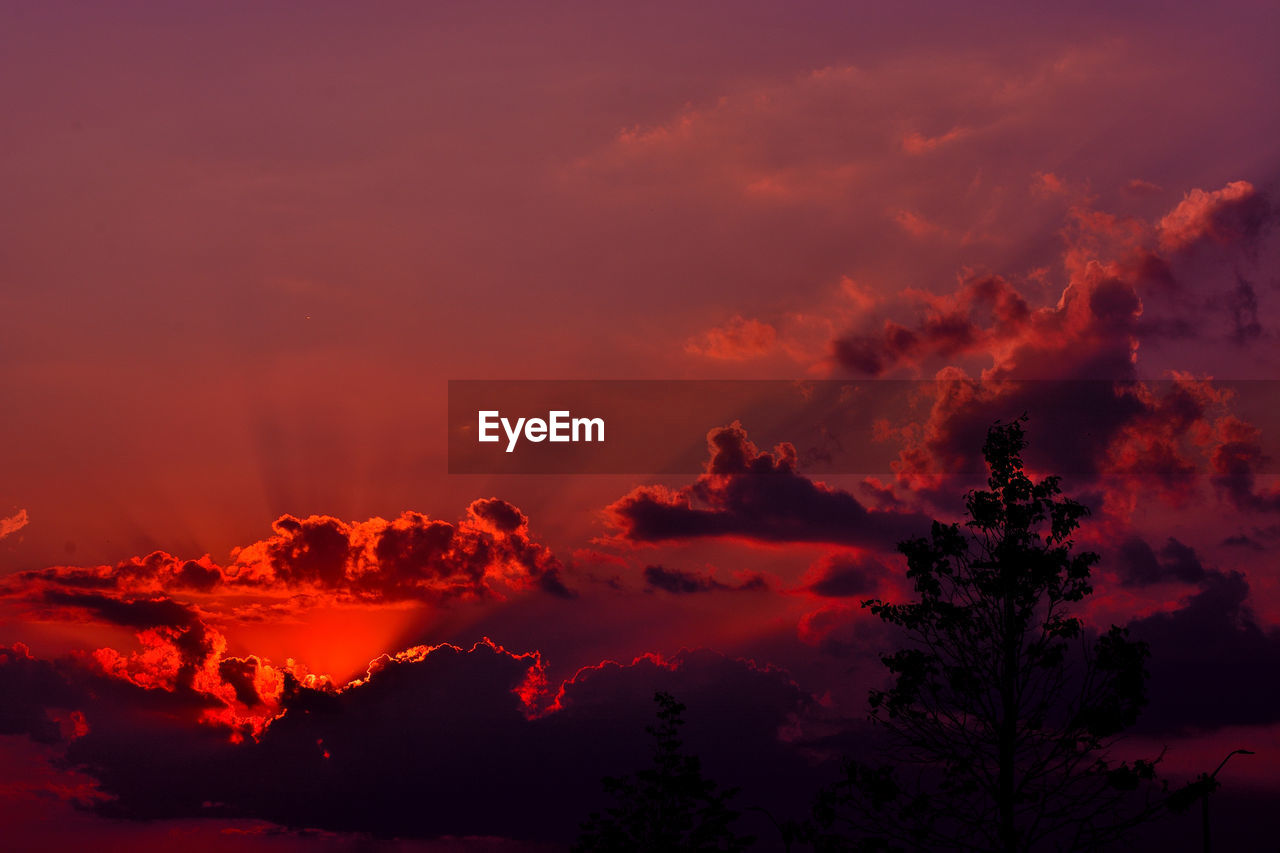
[218,657,268,708]
[833,274,1028,376]
[898,257,1227,484]
[1227,274,1264,344]
[0,640,817,843]
[29,592,225,693]
[261,515,351,587]
[642,564,768,594]
[1210,417,1280,513]
[467,498,529,534]
[824,217,1240,495]
[1111,537,1208,587]
[1221,533,1265,550]
[3,552,228,597]
[795,602,893,659]
[874,372,1249,524]
[0,645,86,744]
[365,515,462,589]
[608,423,931,548]
[0,641,217,751]
[825,185,1276,511]
[38,590,200,630]
[922,378,1147,476]
[1129,570,1280,734]
[804,553,885,598]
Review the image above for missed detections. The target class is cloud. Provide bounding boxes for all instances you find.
[2,500,571,613]
[4,588,293,730]
[1110,537,1208,587]
[0,500,575,734]
[1209,416,1280,513]
[801,552,886,598]
[901,126,971,154]
[0,508,29,540]
[833,273,1030,376]
[891,208,948,239]
[570,44,1147,223]
[1124,178,1163,197]
[231,501,569,601]
[606,422,931,548]
[1157,180,1270,253]
[831,181,1273,386]
[0,644,89,744]
[1226,274,1263,344]
[1220,533,1264,550]
[0,639,816,842]
[1031,170,1069,196]
[38,590,201,630]
[822,181,1279,514]
[833,202,1165,381]
[795,601,891,658]
[1129,570,1280,734]
[685,316,777,360]
[872,374,1230,514]
[642,564,768,594]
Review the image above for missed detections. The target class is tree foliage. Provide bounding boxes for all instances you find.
[576,691,754,852]
[811,419,1164,852]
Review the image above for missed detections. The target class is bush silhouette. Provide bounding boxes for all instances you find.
[576,691,754,852]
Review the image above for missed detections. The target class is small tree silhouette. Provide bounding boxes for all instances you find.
[575,691,754,852]
[810,419,1165,852]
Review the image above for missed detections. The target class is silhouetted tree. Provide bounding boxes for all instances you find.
[811,419,1164,852]
[576,691,754,852]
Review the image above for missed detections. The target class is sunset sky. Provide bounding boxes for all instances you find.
[3,2,1280,849]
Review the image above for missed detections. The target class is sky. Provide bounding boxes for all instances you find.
[2,2,1280,849]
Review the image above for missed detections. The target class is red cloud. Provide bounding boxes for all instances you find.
[685,315,777,360]
[834,181,1271,381]
[0,500,572,736]
[0,508,29,540]
[823,181,1277,521]
[3,499,569,611]
[833,273,1030,376]
[1157,180,1268,252]
[231,501,567,600]
[901,126,971,154]
[1209,415,1280,512]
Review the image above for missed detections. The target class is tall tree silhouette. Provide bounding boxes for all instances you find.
[811,419,1163,852]
[575,691,754,852]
